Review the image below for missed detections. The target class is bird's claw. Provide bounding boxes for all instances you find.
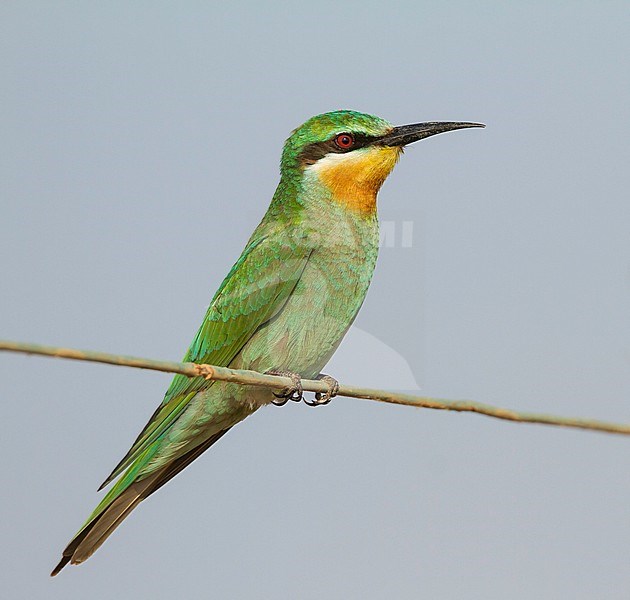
[304,374,339,407]
[266,370,304,406]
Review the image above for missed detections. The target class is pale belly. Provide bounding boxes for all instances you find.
[228,242,377,406]
[149,213,379,464]
[143,257,362,470]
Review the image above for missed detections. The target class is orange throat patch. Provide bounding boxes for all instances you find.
[309,146,402,215]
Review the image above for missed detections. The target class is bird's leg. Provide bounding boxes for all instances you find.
[265,369,304,406]
[304,373,339,407]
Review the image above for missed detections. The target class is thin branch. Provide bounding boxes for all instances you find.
[1,339,628,436]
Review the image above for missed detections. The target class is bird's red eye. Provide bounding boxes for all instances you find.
[335,133,355,150]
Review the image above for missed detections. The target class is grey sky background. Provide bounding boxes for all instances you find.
[1,2,629,599]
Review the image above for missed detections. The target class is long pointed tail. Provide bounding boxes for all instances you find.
[50,474,157,576]
[51,427,231,576]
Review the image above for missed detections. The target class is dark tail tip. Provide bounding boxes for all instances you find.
[50,555,71,577]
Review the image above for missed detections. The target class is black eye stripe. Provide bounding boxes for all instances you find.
[298,133,379,167]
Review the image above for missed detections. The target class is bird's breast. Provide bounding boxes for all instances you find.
[233,213,379,386]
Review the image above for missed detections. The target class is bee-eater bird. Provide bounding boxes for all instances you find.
[51,110,483,575]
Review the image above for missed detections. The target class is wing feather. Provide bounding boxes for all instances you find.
[99,233,311,488]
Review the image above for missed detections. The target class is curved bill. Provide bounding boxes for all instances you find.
[373,121,485,147]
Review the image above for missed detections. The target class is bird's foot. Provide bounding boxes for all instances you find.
[304,374,339,407]
[266,369,304,406]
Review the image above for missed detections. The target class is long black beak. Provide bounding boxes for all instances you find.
[374,121,485,147]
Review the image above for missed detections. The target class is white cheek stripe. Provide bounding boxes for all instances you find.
[305,149,372,174]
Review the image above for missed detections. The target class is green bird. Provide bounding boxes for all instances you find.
[51,110,483,575]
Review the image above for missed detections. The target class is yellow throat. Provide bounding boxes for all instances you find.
[308,145,402,215]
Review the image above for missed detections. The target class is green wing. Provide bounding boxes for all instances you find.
[100,233,311,488]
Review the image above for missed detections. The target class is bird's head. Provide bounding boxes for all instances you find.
[281,110,483,215]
